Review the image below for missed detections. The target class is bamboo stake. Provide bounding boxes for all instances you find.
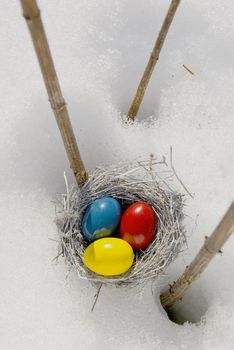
[127,0,181,120]
[20,0,88,186]
[161,202,234,310]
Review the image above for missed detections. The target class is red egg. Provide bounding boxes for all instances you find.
[120,201,157,250]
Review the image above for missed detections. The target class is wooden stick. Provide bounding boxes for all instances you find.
[161,202,234,310]
[127,0,181,120]
[20,0,88,186]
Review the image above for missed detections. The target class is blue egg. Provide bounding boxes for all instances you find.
[82,197,121,241]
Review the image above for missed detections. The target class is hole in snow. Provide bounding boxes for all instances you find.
[161,288,208,325]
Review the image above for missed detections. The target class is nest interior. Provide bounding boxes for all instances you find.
[56,160,186,287]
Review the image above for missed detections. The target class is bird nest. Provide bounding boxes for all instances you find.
[56,157,186,287]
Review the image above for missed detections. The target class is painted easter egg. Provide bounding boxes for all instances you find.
[83,237,134,276]
[82,197,121,241]
[120,201,157,250]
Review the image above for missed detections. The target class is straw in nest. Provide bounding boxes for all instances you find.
[56,158,186,287]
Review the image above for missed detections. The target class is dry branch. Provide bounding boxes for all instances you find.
[161,202,234,309]
[182,64,195,75]
[127,0,181,120]
[20,0,88,186]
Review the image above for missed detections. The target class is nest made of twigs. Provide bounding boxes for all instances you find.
[56,158,186,287]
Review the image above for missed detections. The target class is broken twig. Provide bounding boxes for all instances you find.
[128,0,181,120]
[20,0,88,185]
[91,284,102,312]
[182,64,195,75]
[161,202,234,309]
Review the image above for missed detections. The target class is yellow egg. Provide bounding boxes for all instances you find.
[83,238,134,276]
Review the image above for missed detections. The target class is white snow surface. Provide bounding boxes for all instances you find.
[1,1,234,349]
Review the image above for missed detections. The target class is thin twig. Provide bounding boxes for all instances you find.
[91,284,102,312]
[51,250,63,262]
[182,64,195,75]
[161,202,234,309]
[127,0,181,120]
[48,237,59,242]
[170,146,194,198]
[20,0,88,185]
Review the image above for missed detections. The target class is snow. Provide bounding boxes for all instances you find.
[0,0,234,349]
